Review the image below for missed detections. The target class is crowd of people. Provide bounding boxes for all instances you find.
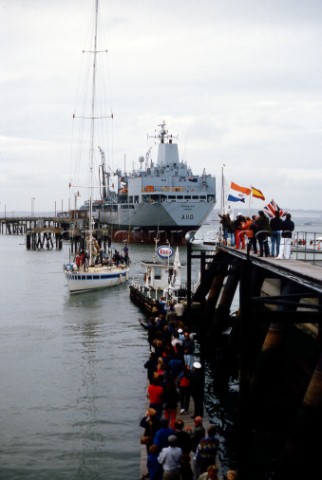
[138,302,238,480]
[219,210,295,259]
[71,243,130,271]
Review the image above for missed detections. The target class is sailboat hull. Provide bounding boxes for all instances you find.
[64,266,129,293]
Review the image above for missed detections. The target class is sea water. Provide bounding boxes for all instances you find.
[0,236,155,480]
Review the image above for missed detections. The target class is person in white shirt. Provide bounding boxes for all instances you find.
[174,300,185,318]
[158,435,183,480]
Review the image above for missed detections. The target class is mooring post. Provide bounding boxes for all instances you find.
[275,352,322,479]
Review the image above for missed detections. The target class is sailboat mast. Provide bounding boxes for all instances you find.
[88,0,99,264]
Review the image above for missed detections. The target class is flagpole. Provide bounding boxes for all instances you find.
[219,164,225,240]
[221,164,225,216]
[248,186,252,216]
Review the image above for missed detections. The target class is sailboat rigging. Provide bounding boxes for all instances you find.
[64,0,130,293]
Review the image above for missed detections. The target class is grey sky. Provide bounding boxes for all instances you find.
[1,0,322,213]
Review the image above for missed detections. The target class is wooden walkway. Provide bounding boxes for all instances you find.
[220,245,322,290]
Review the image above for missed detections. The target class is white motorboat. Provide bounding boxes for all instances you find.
[129,240,186,313]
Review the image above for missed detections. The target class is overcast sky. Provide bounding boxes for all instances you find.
[1,0,322,214]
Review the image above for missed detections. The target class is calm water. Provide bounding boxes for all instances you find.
[0,236,161,480]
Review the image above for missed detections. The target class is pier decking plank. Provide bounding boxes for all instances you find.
[219,246,322,291]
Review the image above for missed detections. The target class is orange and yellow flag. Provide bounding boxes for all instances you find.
[251,186,265,201]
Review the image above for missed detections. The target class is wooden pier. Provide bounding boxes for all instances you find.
[0,216,70,249]
[0,215,71,235]
[183,242,322,480]
[0,213,111,251]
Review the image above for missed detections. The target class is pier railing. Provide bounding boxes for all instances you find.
[217,228,322,265]
[291,230,322,264]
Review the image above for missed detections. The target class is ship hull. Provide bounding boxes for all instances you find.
[98,201,215,243]
[99,200,214,227]
[110,226,197,244]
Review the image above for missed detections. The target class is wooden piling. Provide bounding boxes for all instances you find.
[275,352,322,479]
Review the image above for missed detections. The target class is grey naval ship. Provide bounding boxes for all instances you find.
[93,122,216,244]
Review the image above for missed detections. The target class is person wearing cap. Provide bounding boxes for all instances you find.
[157,435,182,479]
[190,362,204,418]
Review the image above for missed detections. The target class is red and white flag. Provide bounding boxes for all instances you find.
[264,199,285,217]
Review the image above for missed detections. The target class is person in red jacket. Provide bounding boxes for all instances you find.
[147,376,164,420]
[242,216,257,255]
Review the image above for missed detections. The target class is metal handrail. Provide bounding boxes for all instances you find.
[291,231,322,265]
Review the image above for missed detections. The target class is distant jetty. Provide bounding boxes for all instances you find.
[0,211,110,251]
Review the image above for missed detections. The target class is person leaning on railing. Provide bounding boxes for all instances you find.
[276,213,295,260]
[254,211,270,257]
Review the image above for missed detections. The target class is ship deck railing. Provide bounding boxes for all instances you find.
[129,276,159,300]
[129,274,146,290]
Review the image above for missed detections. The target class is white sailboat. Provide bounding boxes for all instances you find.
[64,0,130,294]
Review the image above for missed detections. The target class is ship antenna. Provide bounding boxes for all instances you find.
[148,121,178,144]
